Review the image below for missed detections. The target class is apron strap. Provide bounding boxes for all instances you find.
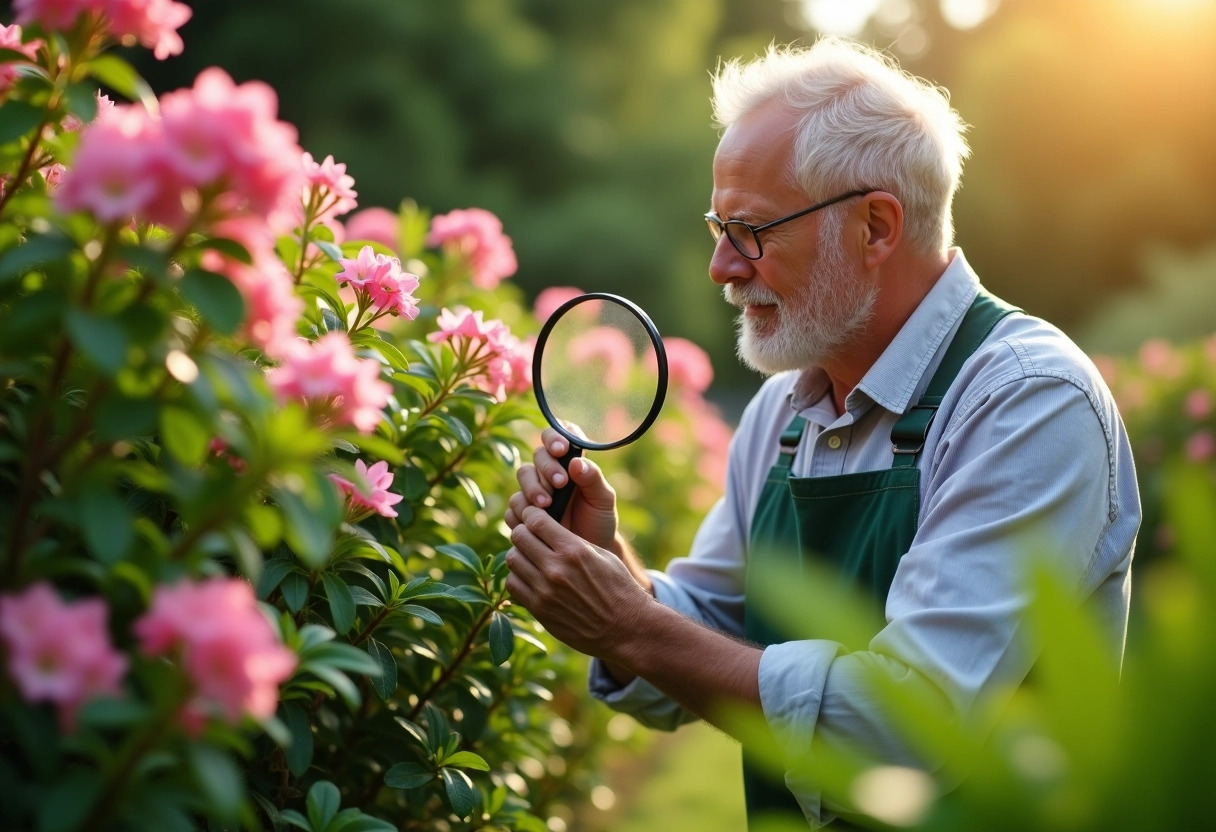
[774,415,806,476]
[890,289,1020,469]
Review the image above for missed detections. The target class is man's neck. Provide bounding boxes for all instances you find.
[820,248,953,417]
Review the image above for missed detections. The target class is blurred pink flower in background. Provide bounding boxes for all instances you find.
[1185,389,1212,421]
[268,332,391,433]
[0,583,128,731]
[659,337,713,395]
[330,459,404,519]
[533,286,584,322]
[484,332,534,401]
[302,152,358,221]
[15,0,191,59]
[345,207,400,252]
[59,67,305,232]
[1186,430,1215,462]
[427,207,517,289]
[568,326,633,391]
[1139,338,1183,379]
[62,93,115,133]
[0,24,41,98]
[134,578,296,732]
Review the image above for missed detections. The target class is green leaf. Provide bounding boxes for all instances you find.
[307,781,341,832]
[488,611,514,666]
[64,82,98,123]
[348,585,383,607]
[434,411,473,446]
[367,638,397,701]
[313,239,344,261]
[442,751,490,772]
[280,571,309,613]
[65,308,128,374]
[277,809,311,831]
[329,812,398,832]
[180,268,245,336]
[384,761,434,790]
[304,642,380,676]
[398,603,443,626]
[281,703,314,778]
[188,236,253,265]
[274,475,342,571]
[79,489,133,564]
[159,405,210,466]
[188,744,243,822]
[0,232,75,286]
[37,771,101,832]
[321,572,356,635]
[435,543,481,573]
[95,395,158,441]
[0,99,43,145]
[303,662,362,710]
[83,53,155,106]
[441,768,476,819]
[396,465,429,500]
[257,558,295,600]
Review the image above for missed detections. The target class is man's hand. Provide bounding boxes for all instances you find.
[505,427,621,555]
[506,505,651,661]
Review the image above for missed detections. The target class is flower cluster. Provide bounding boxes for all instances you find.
[0,583,127,730]
[14,0,192,60]
[268,331,392,433]
[336,245,422,324]
[57,67,304,232]
[330,458,404,520]
[429,306,533,401]
[134,578,297,733]
[302,151,358,224]
[427,207,518,290]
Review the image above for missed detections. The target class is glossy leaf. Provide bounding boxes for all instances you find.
[384,761,434,790]
[180,268,246,335]
[441,768,476,820]
[367,638,397,701]
[321,572,356,634]
[282,703,314,778]
[443,751,490,772]
[307,781,341,832]
[488,611,514,666]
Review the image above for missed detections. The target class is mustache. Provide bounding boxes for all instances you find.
[724,284,781,308]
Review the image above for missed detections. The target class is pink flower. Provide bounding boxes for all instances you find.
[134,578,296,731]
[483,331,534,401]
[13,0,89,30]
[302,152,358,222]
[268,332,391,433]
[427,207,517,290]
[344,207,399,252]
[427,306,507,346]
[0,24,41,99]
[0,583,127,731]
[1185,389,1212,421]
[329,458,404,518]
[1186,430,1215,462]
[159,67,304,231]
[336,245,394,289]
[337,245,421,321]
[55,105,164,223]
[661,337,714,395]
[533,286,584,322]
[103,0,192,60]
[1139,338,1183,378]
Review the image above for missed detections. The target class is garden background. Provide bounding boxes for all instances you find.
[2,0,1216,830]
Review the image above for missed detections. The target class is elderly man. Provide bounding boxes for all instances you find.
[504,37,1139,829]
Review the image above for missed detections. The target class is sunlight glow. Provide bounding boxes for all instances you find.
[799,0,883,35]
[940,0,1001,30]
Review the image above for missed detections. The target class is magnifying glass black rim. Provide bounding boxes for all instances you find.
[531,291,668,452]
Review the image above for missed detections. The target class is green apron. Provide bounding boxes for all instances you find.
[741,290,1017,828]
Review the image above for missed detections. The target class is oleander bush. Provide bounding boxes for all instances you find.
[0,4,731,831]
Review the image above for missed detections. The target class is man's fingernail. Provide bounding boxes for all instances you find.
[553,472,566,487]
[536,493,550,506]
[550,441,564,453]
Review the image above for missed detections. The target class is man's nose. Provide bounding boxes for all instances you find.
[708,234,754,286]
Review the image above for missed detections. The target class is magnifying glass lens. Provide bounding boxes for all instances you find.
[537,299,663,447]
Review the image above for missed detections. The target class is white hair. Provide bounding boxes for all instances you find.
[711,38,970,254]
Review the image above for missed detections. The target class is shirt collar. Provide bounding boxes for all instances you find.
[786,247,980,417]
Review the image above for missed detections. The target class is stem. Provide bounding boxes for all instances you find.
[350,606,392,647]
[0,113,53,218]
[406,592,507,722]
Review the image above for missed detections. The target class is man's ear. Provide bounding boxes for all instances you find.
[856,191,903,269]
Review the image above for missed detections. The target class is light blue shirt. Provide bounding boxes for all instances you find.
[589,249,1140,826]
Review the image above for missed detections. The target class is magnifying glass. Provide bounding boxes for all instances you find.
[532,292,668,521]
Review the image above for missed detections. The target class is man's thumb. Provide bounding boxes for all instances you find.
[569,457,614,507]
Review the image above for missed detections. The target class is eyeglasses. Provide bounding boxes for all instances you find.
[704,189,872,260]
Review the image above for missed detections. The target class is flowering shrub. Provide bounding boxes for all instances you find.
[0,5,729,831]
[1093,336,1216,569]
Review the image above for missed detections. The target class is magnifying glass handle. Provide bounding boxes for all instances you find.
[546,445,584,522]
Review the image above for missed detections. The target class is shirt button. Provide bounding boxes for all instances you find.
[827,435,842,450]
